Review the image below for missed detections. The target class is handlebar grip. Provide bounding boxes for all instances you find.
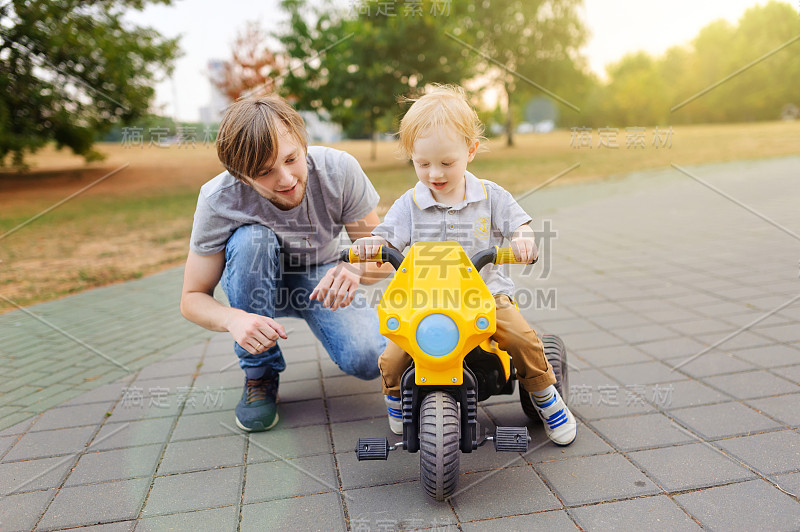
[495,247,538,265]
[344,245,384,263]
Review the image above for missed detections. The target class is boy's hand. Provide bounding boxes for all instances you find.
[351,236,388,263]
[510,236,539,264]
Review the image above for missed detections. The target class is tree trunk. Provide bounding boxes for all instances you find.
[505,79,514,147]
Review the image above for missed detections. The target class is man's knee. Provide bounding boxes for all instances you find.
[335,334,385,380]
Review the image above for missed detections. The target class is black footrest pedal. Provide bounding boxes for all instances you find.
[355,438,390,460]
[494,427,529,452]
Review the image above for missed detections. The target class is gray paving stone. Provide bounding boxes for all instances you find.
[0,489,53,532]
[590,413,697,452]
[276,398,327,428]
[659,379,732,409]
[105,398,181,423]
[337,447,420,490]
[142,466,242,517]
[0,434,17,457]
[747,394,800,427]
[730,344,800,368]
[754,323,800,344]
[169,410,233,441]
[535,453,660,506]
[247,423,332,462]
[611,324,680,344]
[571,495,702,531]
[2,425,96,461]
[627,442,756,492]
[703,370,800,400]
[460,510,577,532]
[157,435,245,475]
[771,471,800,498]
[240,492,346,532]
[667,318,738,336]
[0,455,75,494]
[716,430,800,476]
[28,402,113,432]
[192,369,242,389]
[134,505,238,532]
[672,351,757,378]
[673,480,800,531]
[345,481,457,529]
[37,477,150,530]
[670,402,782,440]
[635,337,713,361]
[322,374,382,397]
[525,420,615,463]
[452,466,561,521]
[277,377,324,403]
[91,418,174,451]
[284,360,322,381]
[572,344,652,367]
[562,330,625,351]
[243,453,338,503]
[64,444,162,487]
[606,360,687,386]
[326,393,386,423]
[781,364,800,385]
[60,382,128,407]
[74,521,135,531]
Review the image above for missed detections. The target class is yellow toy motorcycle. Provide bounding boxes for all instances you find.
[343,241,569,501]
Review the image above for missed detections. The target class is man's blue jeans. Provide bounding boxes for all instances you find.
[220,224,385,380]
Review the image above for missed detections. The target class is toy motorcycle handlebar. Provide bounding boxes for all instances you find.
[471,246,538,271]
[342,244,536,272]
[340,245,405,270]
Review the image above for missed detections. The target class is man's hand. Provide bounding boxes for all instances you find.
[309,261,363,310]
[351,236,388,263]
[226,309,288,355]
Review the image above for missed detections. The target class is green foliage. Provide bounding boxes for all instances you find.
[0,0,180,168]
[277,0,477,151]
[581,1,800,127]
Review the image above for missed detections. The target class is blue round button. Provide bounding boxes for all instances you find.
[416,314,459,357]
[386,317,399,331]
[476,317,489,330]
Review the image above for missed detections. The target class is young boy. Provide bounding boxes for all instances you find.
[350,85,576,446]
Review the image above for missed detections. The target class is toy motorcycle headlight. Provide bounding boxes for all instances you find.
[416,313,459,357]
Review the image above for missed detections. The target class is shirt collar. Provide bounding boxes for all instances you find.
[412,171,487,210]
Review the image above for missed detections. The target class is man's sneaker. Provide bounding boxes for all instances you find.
[385,395,403,435]
[530,385,576,446]
[235,374,279,432]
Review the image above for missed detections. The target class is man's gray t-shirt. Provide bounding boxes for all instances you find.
[190,146,379,265]
[372,171,531,297]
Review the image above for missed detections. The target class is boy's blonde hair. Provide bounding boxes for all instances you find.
[216,95,307,181]
[398,85,484,158]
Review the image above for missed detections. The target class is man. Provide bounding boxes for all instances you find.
[180,95,389,432]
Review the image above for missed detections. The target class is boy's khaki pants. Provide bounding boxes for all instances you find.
[379,295,557,397]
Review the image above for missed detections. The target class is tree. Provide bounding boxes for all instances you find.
[466,0,588,145]
[0,0,180,168]
[277,0,478,159]
[214,21,284,101]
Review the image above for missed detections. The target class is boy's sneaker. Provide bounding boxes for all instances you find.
[385,395,403,435]
[235,374,279,432]
[530,386,576,446]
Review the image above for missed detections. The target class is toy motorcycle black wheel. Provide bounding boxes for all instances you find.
[519,334,569,421]
[419,391,460,501]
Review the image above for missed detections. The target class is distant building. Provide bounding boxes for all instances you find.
[300,110,342,144]
[199,59,228,125]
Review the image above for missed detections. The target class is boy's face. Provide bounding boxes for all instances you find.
[245,128,308,211]
[411,126,478,201]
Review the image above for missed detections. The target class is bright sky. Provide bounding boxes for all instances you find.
[125,0,775,122]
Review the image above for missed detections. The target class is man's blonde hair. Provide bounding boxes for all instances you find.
[216,95,307,181]
[398,85,484,158]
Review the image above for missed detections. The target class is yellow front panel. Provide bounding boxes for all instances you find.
[378,242,497,385]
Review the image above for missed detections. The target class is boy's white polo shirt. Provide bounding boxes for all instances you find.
[372,171,532,297]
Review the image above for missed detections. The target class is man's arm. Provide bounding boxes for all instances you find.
[180,250,287,353]
[309,209,394,310]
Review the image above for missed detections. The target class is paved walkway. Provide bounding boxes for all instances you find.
[1,157,799,530]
